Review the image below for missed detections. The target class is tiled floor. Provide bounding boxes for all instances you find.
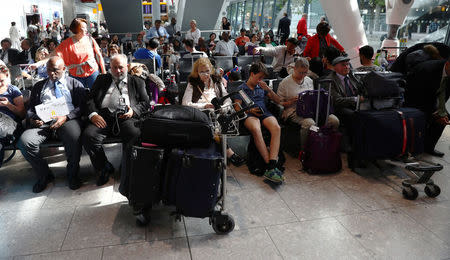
[2,130,450,260]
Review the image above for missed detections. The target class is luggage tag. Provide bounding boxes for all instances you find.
[310,125,319,132]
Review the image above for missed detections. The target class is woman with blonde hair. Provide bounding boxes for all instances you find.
[182,57,245,166]
[185,20,201,45]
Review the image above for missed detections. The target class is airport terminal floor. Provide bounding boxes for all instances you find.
[1,112,450,259]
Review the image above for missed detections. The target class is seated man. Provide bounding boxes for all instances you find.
[356,45,382,72]
[18,56,86,193]
[83,54,149,187]
[214,32,239,56]
[327,56,364,124]
[234,62,283,183]
[256,38,302,78]
[133,37,162,71]
[277,58,339,156]
[145,20,169,41]
[182,39,208,58]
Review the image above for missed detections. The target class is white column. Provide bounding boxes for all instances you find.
[153,0,161,21]
[319,0,368,67]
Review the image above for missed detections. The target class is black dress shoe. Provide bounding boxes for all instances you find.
[229,153,246,167]
[68,176,82,190]
[426,149,445,157]
[96,162,115,186]
[32,174,55,193]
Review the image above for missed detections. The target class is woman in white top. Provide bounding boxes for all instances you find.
[185,20,201,45]
[182,57,245,166]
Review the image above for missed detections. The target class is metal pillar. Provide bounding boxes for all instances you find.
[287,0,291,17]
[250,0,255,25]
[242,1,247,29]
[234,2,240,33]
[271,0,277,29]
[153,0,161,21]
[260,0,265,30]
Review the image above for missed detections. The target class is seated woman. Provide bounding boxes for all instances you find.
[245,34,259,55]
[0,65,26,167]
[182,57,245,167]
[105,44,121,70]
[23,47,50,80]
[260,34,277,47]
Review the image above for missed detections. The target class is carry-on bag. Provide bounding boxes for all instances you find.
[163,143,223,218]
[351,107,425,160]
[140,105,214,148]
[125,145,167,212]
[296,88,334,126]
[302,79,342,174]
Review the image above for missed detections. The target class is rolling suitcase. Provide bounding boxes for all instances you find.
[125,145,167,214]
[302,79,342,174]
[351,107,425,160]
[140,105,214,148]
[163,143,223,218]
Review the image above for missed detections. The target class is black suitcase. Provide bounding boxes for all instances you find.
[126,145,167,213]
[163,143,223,218]
[140,105,214,148]
[351,107,425,160]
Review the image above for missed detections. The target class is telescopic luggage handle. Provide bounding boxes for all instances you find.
[316,79,333,125]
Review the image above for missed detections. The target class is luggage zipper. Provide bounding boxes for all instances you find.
[397,111,407,156]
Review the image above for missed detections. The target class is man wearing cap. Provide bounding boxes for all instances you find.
[328,56,364,117]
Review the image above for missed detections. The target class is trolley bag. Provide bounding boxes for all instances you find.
[296,89,333,126]
[302,79,342,174]
[140,105,214,148]
[164,143,223,218]
[351,107,425,160]
[125,145,166,212]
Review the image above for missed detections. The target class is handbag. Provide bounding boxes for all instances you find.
[0,112,17,138]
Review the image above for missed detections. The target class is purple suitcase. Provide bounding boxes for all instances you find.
[301,79,342,174]
[296,89,333,125]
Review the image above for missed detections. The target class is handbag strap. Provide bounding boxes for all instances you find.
[195,82,211,103]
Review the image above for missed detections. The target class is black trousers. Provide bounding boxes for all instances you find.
[82,115,140,175]
[425,115,446,152]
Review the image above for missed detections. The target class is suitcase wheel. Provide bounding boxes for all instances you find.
[424,184,441,198]
[211,212,235,235]
[402,186,418,200]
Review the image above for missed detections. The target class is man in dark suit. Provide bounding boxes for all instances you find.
[18,38,38,64]
[406,57,450,156]
[328,56,365,117]
[0,38,21,66]
[18,56,87,193]
[278,13,291,45]
[83,54,149,187]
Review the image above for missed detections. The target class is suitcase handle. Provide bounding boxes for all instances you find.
[315,79,333,125]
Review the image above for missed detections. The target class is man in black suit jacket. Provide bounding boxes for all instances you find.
[18,56,87,193]
[0,38,21,66]
[83,54,149,186]
[328,56,365,116]
[278,13,291,45]
[18,38,38,64]
[406,57,450,156]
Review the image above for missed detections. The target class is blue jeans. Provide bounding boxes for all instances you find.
[71,70,99,89]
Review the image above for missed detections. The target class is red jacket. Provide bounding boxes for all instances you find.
[303,34,344,58]
[297,18,308,36]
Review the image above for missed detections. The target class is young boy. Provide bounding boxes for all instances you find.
[234,62,284,183]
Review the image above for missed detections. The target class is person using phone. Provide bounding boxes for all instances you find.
[233,62,284,183]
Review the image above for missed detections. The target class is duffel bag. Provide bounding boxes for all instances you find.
[140,105,214,148]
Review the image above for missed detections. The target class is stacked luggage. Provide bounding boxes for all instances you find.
[122,105,235,234]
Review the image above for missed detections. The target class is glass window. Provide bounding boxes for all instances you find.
[262,0,274,31]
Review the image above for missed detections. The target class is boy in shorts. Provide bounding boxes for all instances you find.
[234,62,284,183]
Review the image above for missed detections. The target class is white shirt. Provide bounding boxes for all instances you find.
[40,75,75,113]
[101,76,130,112]
[183,49,208,58]
[185,28,201,45]
[257,45,302,72]
[277,75,313,119]
[215,40,239,56]
[182,80,231,111]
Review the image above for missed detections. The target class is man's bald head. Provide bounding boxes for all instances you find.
[47,56,66,81]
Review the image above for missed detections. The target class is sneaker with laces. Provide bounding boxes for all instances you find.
[263,168,284,183]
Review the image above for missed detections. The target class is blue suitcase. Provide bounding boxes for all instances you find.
[163,143,223,218]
